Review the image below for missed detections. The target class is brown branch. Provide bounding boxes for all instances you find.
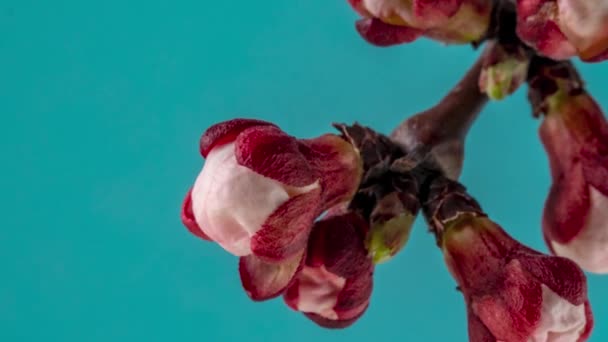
[388,51,489,180]
[390,54,487,147]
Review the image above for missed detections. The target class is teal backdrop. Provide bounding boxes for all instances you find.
[2,1,607,341]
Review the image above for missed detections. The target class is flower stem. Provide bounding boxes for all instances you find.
[391,54,487,146]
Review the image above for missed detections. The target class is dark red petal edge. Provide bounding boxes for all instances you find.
[200,118,276,158]
[307,213,371,279]
[518,253,587,305]
[355,18,423,47]
[235,125,317,187]
[467,307,495,342]
[542,166,590,244]
[581,48,608,63]
[578,301,594,342]
[298,134,362,210]
[334,267,373,315]
[239,250,305,302]
[251,188,322,262]
[181,189,212,241]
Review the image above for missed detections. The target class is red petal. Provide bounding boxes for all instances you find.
[235,125,317,187]
[579,301,594,342]
[283,277,301,311]
[355,18,423,47]
[472,261,542,341]
[181,189,211,241]
[467,307,495,342]
[542,165,590,244]
[517,253,587,306]
[515,0,576,60]
[299,134,362,210]
[251,188,321,262]
[199,119,276,158]
[307,213,371,279]
[535,21,576,60]
[303,306,368,329]
[334,267,373,318]
[239,251,305,301]
[582,148,608,196]
[582,47,608,62]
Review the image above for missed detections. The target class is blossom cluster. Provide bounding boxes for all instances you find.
[179,1,608,340]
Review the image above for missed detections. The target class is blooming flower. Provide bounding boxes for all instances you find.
[181,119,362,299]
[348,0,492,46]
[528,61,608,274]
[516,0,608,62]
[284,212,374,328]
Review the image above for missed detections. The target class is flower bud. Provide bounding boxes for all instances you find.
[444,216,594,342]
[529,61,608,274]
[348,0,492,46]
[424,177,594,341]
[181,119,362,300]
[516,0,608,62]
[479,42,530,100]
[366,173,420,264]
[284,213,374,329]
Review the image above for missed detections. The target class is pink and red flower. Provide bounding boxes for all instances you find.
[441,215,594,341]
[527,61,608,274]
[181,119,362,300]
[284,212,374,328]
[347,0,492,46]
[516,0,608,62]
[539,92,608,274]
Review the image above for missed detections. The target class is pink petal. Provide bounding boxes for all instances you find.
[199,119,276,158]
[251,188,322,262]
[284,265,346,319]
[530,285,588,341]
[355,18,423,47]
[414,0,462,23]
[516,1,577,59]
[239,251,305,301]
[181,189,211,241]
[235,125,317,187]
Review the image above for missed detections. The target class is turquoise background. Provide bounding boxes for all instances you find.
[2,1,607,341]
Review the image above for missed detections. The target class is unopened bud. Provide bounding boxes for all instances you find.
[479,42,530,100]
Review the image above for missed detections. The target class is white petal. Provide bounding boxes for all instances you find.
[529,285,586,342]
[361,0,415,25]
[558,0,608,50]
[293,266,346,320]
[191,143,290,256]
[551,186,608,273]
